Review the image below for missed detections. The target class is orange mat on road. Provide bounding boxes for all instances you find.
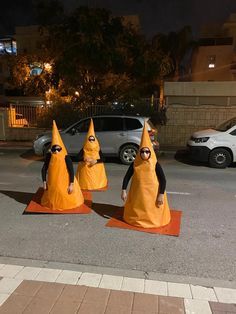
[82,185,108,192]
[24,188,92,214]
[106,210,182,236]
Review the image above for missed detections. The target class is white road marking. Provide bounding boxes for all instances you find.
[167,191,191,195]
[0,182,11,185]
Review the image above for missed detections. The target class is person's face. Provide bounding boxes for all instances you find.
[140,147,151,160]
[88,135,95,143]
[51,145,62,154]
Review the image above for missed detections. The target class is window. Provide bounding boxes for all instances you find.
[124,118,142,130]
[0,38,17,55]
[230,128,236,136]
[31,67,42,76]
[216,118,236,131]
[199,37,233,46]
[100,117,123,131]
[208,55,216,68]
[93,118,103,132]
[70,119,90,133]
[30,64,43,76]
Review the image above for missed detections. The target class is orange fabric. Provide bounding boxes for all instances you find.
[83,119,100,160]
[123,122,171,228]
[24,188,92,214]
[106,209,182,236]
[77,162,108,190]
[134,122,157,168]
[76,119,108,190]
[51,120,68,155]
[41,120,84,211]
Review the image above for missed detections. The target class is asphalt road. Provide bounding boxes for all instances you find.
[0,148,235,282]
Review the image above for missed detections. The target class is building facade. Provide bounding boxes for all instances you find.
[191,14,236,81]
[0,37,17,97]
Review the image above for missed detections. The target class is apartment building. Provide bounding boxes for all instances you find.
[191,14,236,81]
[0,37,17,97]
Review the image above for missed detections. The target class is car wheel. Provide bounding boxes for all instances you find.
[43,143,51,157]
[119,144,138,165]
[209,148,231,168]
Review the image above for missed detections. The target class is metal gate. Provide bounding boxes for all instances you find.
[8,104,38,127]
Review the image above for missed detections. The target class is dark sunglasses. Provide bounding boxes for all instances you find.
[51,147,62,153]
[140,149,150,154]
[88,137,95,142]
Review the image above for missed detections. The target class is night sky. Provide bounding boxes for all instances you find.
[1,0,236,38]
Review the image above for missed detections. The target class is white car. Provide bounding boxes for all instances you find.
[187,117,236,168]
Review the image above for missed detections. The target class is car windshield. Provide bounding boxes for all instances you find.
[215,117,236,132]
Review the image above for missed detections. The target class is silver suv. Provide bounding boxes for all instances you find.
[33,115,158,164]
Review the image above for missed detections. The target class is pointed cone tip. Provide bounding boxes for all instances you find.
[51,120,67,154]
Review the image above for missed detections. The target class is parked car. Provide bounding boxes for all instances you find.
[187,116,236,168]
[33,115,158,165]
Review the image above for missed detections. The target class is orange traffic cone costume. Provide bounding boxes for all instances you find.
[123,123,171,228]
[41,120,84,210]
[76,119,108,190]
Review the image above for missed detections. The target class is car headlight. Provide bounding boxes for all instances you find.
[194,137,209,143]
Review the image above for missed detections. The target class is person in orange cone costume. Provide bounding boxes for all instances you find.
[76,119,108,190]
[41,120,84,210]
[121,122,171,228]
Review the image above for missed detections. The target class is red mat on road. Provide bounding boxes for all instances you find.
[106,209,182,236]
[24,188,92,214]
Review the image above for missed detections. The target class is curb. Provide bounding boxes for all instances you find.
[0,256,235,289]
[0,142,32,149]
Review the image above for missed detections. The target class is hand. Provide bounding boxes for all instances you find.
[67,183,74,194]
[43,181,47,190]
[89,159,97,166]
[157,194,164,207]
[121,190,127,202]
[84,157,92,163]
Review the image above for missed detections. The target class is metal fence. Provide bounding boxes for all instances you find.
[77,102,160,119]
[7,98,161,128]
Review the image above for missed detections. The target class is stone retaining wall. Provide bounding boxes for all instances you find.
[157,105,236,147]
[5,127,49,141]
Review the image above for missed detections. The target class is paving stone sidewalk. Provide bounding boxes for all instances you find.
[0,263,235,313]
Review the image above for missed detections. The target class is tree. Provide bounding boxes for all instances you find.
[152,26,196,81]
[10,1,194,116]
[9,54,54,96]
[42,6,158,106]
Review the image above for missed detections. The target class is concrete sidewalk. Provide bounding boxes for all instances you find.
[0,262,235,314]
[0,141,32,148]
